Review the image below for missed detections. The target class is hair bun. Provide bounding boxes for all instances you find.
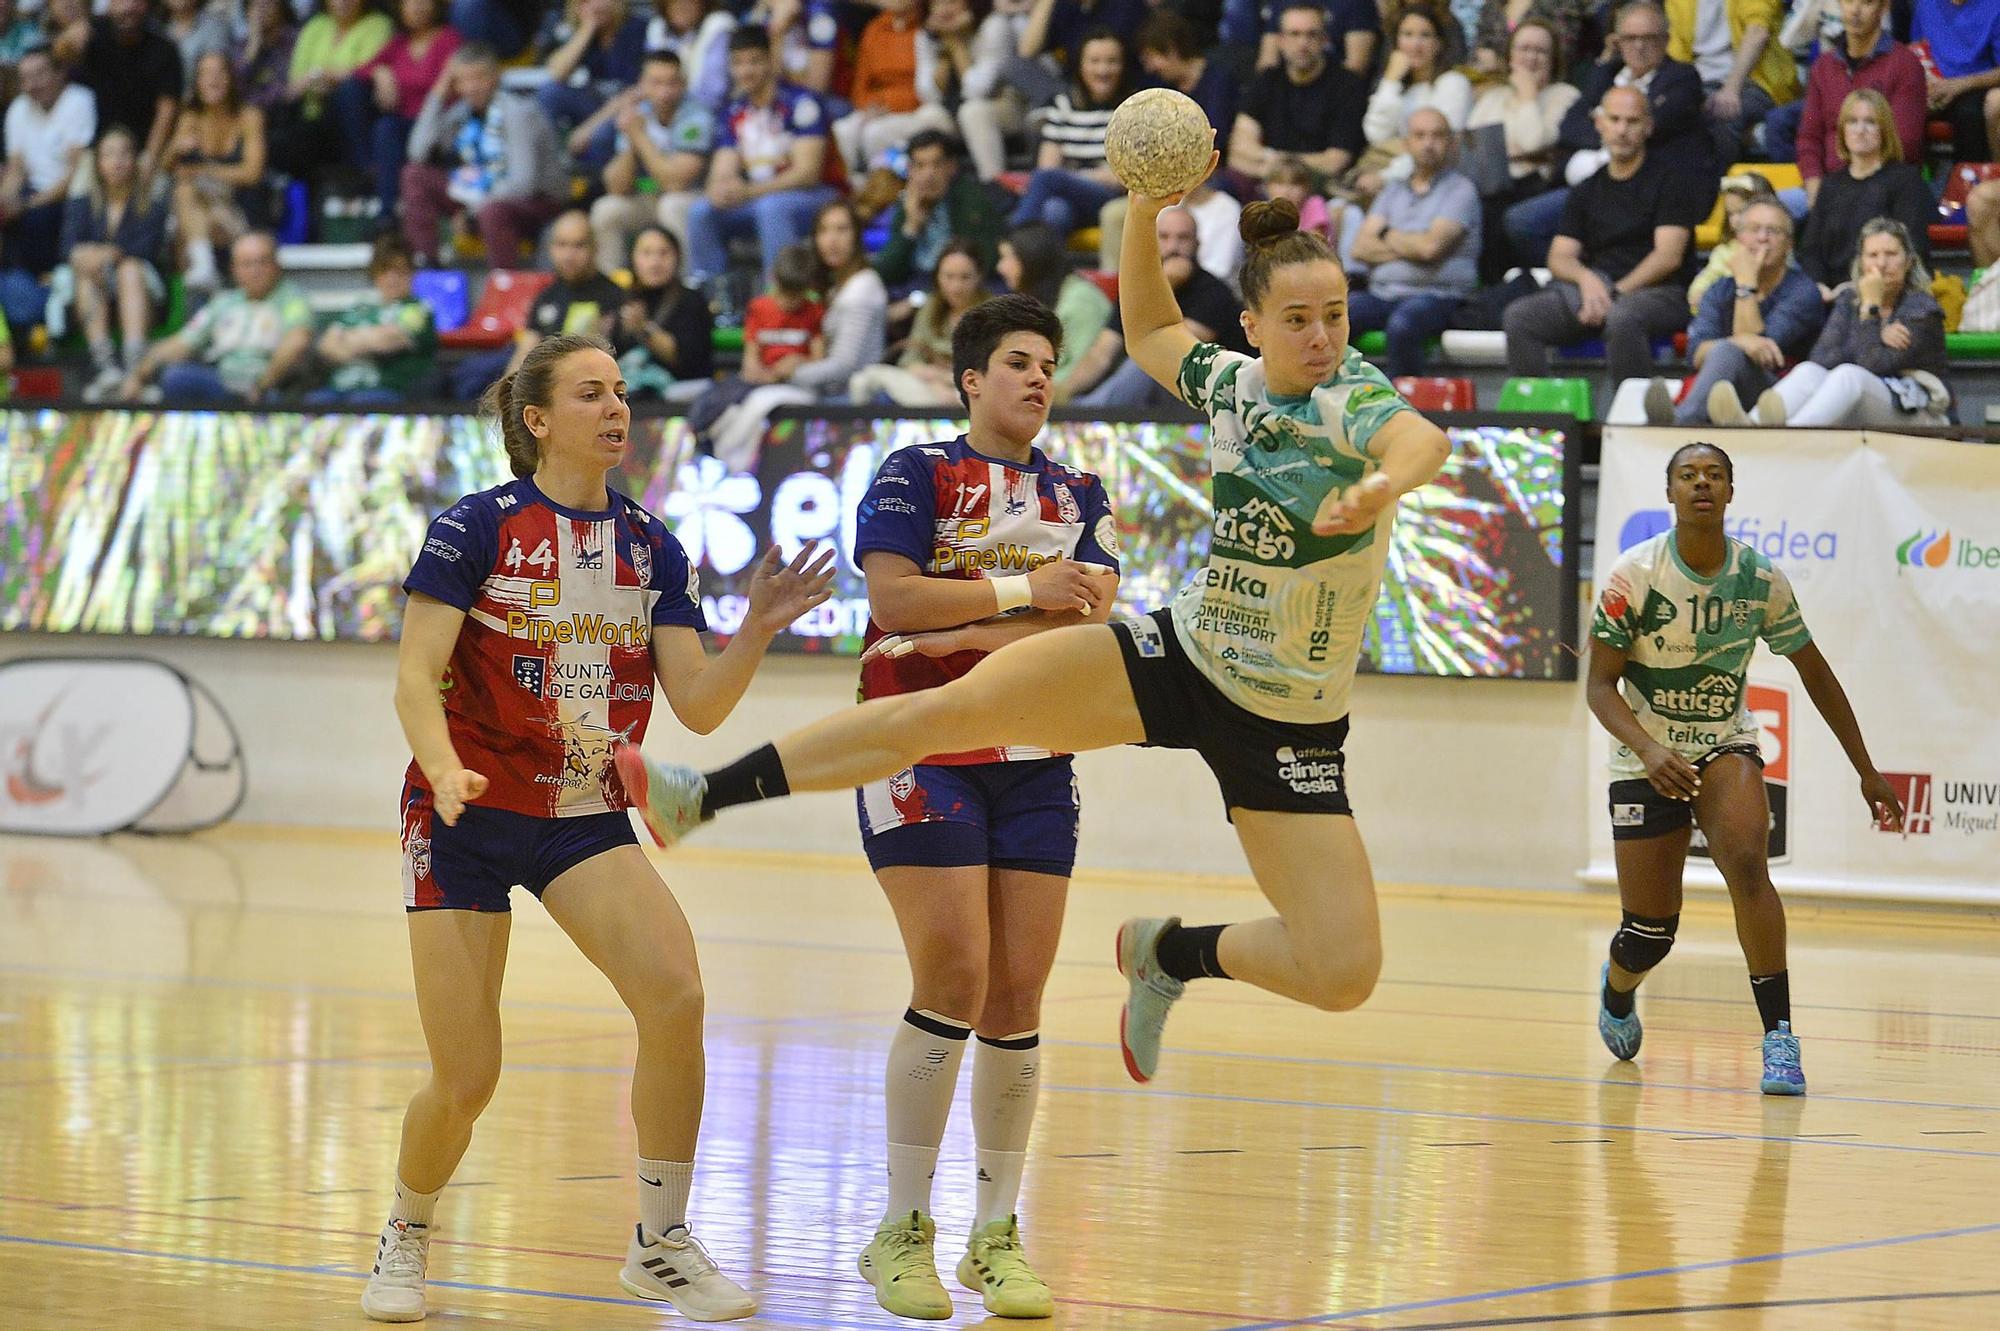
[1239,198,1303,249]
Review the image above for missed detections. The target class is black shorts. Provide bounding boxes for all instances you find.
[399,781,639,910]
[1607,743,1764,841]
[1111,609,1353,819]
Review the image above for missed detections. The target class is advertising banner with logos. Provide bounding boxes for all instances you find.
[1586,426,2000,905]
[0,657,245,836]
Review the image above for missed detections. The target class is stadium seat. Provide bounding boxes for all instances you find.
[1080,269,1119,302]
[412,269,471,333]
[1931,162,2000,251]
[9,368,63,401]
[1694,163,1803,248]
[1069,226,1101,255]
[1498,376,1593,420]
[437,270,554,350]
[1393,376,1476,411]
[712,325,744,354]
[1945,331,2000,358]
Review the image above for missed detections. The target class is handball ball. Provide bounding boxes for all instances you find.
[1105,88,1215,198]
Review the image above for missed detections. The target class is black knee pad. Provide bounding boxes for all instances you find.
[1609,911,1679,975]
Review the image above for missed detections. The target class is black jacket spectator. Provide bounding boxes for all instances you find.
[1559,55,1715,189]
[1796,163,1932,288]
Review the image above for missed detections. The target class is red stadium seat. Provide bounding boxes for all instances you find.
[1080,269,1119,303]
[995,171,1030,196]
[1931,162,2000,250]
[9,368,63,401]
[1392,376,1476,411]
[1927,120,1954,144]
[437,270,555,351]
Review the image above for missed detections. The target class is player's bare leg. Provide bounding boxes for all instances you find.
[1598,829,1690,1061]
[1694,755,1802,1094]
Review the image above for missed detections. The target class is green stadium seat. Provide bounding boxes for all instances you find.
[712,325,744,354]
[1498,376,1594,421]
[1945,331,2000,358]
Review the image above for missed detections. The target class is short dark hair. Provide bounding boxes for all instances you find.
[455,40,500,69]
[1136,11,1201,59]
[951,293,1065,410]
[642,49,683,71]
[772,241,818,296]
[728,23,772,53]
[369,233,416,276]
[906,128,963,161]
[1667,441,1733,484]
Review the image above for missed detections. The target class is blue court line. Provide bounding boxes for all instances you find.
[0,1232,884,1330]
[1210,1219,2000,1331]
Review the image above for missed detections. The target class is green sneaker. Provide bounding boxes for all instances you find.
[1116,916,1186,1083]
[956,1216,1053,1319]
[857,1211,953,1320]
[613,743,709,848]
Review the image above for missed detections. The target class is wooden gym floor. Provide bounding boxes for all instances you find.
[3,825,1999,1329]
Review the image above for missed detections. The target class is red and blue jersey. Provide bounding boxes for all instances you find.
[854,436,1120,765]
[402,477,705,818]
[716,81,846,189]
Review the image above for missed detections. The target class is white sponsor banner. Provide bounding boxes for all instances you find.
[1585,427,2000,905]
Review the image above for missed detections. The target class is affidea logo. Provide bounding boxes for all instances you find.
[1618,510,1838,560]
[1895,529,2000,570]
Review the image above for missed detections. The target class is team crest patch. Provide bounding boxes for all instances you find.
[889,769,915,801]
[632,539,653,587]
[686,564,700,601]
[1732,599,1752,628]
[513,655,546,694]
[1095,514,1120,558]
[1611,803,1646,827]
[405,829,431,880]
[1055,483,1080,525]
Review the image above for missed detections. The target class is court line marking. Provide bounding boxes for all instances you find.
[1377,1286,2000,1329]
[0,1197,1279,1324]
[8,949,2000,1025]
[1040,1081,2000,1162]
[1209,1218,2000,1330]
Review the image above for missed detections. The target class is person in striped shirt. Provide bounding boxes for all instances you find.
[1004,27,1130,240]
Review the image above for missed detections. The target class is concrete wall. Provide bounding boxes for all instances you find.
[4,633,1591,890]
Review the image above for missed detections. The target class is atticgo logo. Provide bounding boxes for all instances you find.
[1882,773,1933,834]
[1895,530,1952,568]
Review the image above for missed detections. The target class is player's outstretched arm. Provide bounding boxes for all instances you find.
[864,551,1107,634]
[396,593,487,825]
[651,545,836,734]
[1585,637,1700,802]
[1118,153,1218,403]
[1786,640,1905,831]
[864,570,1121,665]
[1310,412,1452,536]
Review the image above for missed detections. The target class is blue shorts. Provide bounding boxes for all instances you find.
[856,757,1080,878]
[399,781,639,911]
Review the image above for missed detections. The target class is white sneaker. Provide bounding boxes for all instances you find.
[619,1223,756,1321]
[360,1218,430,1322]
[83,365,125,403]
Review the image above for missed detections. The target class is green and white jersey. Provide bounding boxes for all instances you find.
[1170,341,1419,724]
[1590,532,1812,779]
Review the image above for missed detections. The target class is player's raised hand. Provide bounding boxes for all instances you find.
[745,543,837,635]
[1025,559,1106,613]
[431,768,489,826]
[1312,472,1395,536]
[1862,770,1906,836]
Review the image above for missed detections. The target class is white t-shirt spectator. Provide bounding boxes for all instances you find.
[5,84,97,195]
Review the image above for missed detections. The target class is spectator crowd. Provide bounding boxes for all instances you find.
[1,0,1996,428]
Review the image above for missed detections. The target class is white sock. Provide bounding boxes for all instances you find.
[389,1178,441,1230]
[882,1007,970,1221]
[972,1031,1040,1228]
[637,1157,693,1240]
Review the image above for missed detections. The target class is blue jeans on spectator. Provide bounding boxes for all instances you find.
[1761,98,1804,163]
[328,76,415,218]
[1673,339,1779,424]
[450,348,513,401]
[1008,170,1122,238]
[159,363,239,403]
[1503,187,1569,270]
[1347,289,1461,379]
[538,81,608,147]
[448,0,529,58]
[1077,355,1175,408]
[306,387,407,406]
[685,187,837,287]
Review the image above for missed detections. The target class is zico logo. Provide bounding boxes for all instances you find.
[1877,772,2000,836]
[1215,497,1298,562]
[506,584,649,647]
[1896,529,2000,570]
